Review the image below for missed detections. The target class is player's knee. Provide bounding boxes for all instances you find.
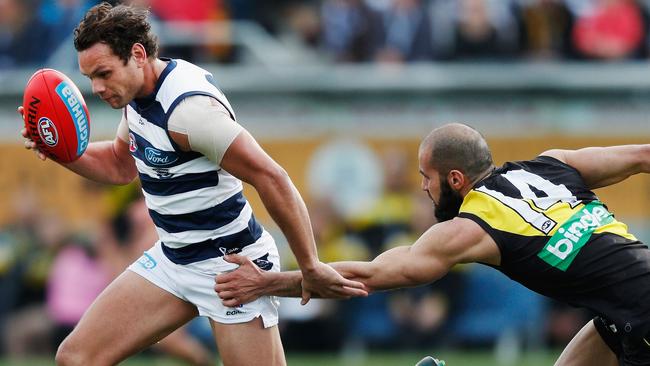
[56,337,116,366]
[55,339,91,366]
[55,345,76,366]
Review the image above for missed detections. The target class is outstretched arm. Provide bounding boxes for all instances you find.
[215,218,497,307]
[166,96,366,303]
[19,107,137,185]
[541,145,650,189]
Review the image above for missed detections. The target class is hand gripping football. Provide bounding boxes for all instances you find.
[23,69,90,163]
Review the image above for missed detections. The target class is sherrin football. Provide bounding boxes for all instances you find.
[23,69,90,163]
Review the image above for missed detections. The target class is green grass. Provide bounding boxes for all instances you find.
[0,350,562,366]
[285,350,561,366]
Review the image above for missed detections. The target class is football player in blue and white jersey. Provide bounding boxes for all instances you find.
[20,3,366,366]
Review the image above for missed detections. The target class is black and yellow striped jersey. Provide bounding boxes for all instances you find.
[458,156,650,337]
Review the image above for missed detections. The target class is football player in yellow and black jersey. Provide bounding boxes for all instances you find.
[214,123,650,366]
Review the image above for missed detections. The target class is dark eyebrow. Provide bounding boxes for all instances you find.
[82,67,109,78]
[419,170,428,178]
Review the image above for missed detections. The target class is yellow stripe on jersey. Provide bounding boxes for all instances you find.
[594,221,636,241]
[460,190,636,240]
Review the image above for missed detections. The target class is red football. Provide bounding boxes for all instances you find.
[23,69,90,163]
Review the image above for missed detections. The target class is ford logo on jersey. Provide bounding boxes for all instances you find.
[144,147,179,166]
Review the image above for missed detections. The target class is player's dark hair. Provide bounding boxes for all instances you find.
[422,123,494,182]
[73,2,158,64]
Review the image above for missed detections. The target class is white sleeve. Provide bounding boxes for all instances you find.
[117,110,129,143]
[167,95,244,165]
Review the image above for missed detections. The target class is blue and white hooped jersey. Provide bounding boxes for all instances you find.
[126,58,265,265]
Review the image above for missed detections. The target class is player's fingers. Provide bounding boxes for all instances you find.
[20,128,29,138]
[223,253,247,265]
[322,287,365,299]
[338,278,366,290]
[216,289,234,299]
[24,140,34,149]
[213,282,224,292]
[17,106,24,117]
[213,273,234,288]
[300,289,312,305]
[213,281,235,293]
[339,286,368,298]
[37,151,47,161]
[222,298,240,307]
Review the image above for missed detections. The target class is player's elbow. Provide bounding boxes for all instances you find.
[254,164,291,192]
[113,167,138,185]
[266,164,290,183]
[639,144,650,174]
[403,259,449,288]
[612,144,650,179]
[113,175,136,186]
[540,149,568,163]
[402,271,436,288]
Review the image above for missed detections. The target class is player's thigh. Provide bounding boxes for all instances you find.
[58,270,198,365]
[210,317,286,366]
[554,319,617,366]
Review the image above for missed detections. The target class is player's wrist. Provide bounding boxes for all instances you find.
[266,271,303,297]
[297,258,321,274]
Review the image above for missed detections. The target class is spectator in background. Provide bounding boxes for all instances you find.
[309,199,370,266]
[46,236,111,349]
[454,0,520,59]
[282,2,322,48]
[38,0,97,53]
[118,0,233,63]
[4,211,68,358]
[429,0,521,60]
[570,0,647,60]
[229,0,296,35]
[374,0,434,63]
[517,0,576,59]
[150,0,233,62]
[0,189,41,355]
[321,0,383,62]
[350,148,414,255]
[0,0,55,68]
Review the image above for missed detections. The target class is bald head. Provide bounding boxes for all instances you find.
[420,123,493,182]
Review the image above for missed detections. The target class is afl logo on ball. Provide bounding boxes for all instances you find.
[37,117,58,147]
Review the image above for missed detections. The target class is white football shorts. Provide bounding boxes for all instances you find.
[127,231,280,328]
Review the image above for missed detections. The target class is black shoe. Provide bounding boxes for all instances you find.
[415,356,446,366]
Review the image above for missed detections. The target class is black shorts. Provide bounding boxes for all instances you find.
[594,316,650,366]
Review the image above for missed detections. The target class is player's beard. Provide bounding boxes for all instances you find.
[434,179,464,222]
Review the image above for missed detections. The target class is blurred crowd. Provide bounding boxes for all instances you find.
[0,183,216,364]
[0,144,595,363]
[2,0,650,69]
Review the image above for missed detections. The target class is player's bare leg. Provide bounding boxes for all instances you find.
[55,271,199,366]
[210,317,286,366]
[554,319,617,366]
[155,326,213,366]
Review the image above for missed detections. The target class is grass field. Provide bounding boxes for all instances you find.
[0,350,562,366]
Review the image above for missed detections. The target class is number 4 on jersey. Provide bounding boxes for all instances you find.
[476,170,580,235]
